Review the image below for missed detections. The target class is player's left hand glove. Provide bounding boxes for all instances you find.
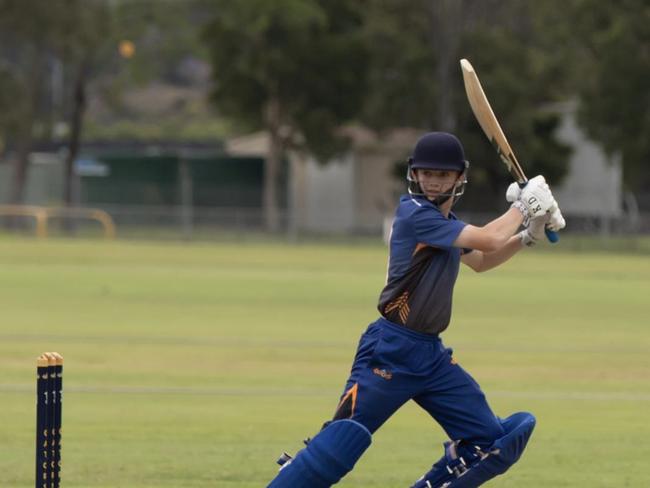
[519,214,550,247]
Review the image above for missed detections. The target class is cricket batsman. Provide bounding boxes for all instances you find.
[267,132,566,487]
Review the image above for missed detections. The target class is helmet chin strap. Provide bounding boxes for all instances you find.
[431,193,452,206]
[429,179,462,207]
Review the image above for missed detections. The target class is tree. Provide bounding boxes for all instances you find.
[362,0,572,211]
[573,0,650,192]
[0,0,109,208]
[58,0,210,210]
[0,60,27,157]
[203,0,369,230]
[0,0,211,211]
[0,0,60,204]
[56,1,110,211]
[360,0,439,131]
[455,21,571,210]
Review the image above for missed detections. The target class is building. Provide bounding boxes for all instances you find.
[226,128,421,234]
[227,104,625,235]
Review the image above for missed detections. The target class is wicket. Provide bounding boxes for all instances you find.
[36,352,63,488]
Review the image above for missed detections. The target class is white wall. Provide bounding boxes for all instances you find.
[553,101,623,217]
[0,154,65,205]
[301,154,356,232]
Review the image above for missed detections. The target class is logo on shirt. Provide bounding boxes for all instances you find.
[384,291,410,324]
[373,367,393,380]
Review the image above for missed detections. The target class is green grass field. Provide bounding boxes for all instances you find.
[1,236,649,487]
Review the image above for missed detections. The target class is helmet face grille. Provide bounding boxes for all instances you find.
[406,161,470,208]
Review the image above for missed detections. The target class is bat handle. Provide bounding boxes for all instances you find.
[544,228,559,243]
[517,181,560,244]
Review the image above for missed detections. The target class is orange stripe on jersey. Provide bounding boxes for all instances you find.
[398,302,410,323]
[384,290,409,313]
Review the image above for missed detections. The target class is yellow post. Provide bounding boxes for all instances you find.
[35,210,48,238]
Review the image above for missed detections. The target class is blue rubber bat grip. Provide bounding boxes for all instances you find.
[545,228,559,243]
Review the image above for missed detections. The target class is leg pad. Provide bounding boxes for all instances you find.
[267,419,371,488]
[412,412,536,488]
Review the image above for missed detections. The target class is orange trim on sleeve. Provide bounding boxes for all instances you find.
[414,243,441,255]
[413,243,428,255]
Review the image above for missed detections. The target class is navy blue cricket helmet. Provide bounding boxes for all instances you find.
[407,132,470,203]
[409,132,467,171]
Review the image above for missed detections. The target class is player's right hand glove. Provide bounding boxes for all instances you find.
[511,175,556,220]
[547,205,566,231]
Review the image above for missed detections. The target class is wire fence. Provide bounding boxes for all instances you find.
[2,204,650,252]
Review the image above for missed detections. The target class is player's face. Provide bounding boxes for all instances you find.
[414,169,461,200]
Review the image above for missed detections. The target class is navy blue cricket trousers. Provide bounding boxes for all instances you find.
[335,317,504,445]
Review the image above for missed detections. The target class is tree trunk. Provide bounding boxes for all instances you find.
[61,60,89,234]
[430,0,463,132]
[64,60,88,208]
[9,50,44,206]
[9,137,31,205]
[264,96,283,232]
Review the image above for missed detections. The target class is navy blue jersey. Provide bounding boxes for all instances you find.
[378,195,468,335]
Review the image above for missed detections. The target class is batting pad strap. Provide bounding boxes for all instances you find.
[267,419,371,488]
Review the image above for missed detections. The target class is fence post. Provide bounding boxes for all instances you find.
[178,153,193,240]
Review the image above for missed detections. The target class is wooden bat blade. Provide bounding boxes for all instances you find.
[460,58,559,244]
[459,58,526,183]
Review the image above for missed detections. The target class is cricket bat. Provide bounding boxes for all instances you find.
[459,58,558,243]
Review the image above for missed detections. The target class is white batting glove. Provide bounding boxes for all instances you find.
[505,181,521,203]
[547,205,566,231]
[515,175,555,220]
[519,214,550,247]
